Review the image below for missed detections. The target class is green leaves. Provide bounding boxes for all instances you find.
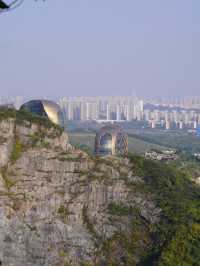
[128,153,200,265]
[159,224,200,266]
[10,139,24,163]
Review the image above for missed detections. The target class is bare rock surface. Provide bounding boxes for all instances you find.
[0,118,161,266]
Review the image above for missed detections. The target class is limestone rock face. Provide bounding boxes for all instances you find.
[0,118,161,266]
[0,119,15,167]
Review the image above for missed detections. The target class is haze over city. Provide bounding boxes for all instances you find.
[1,0,200,98]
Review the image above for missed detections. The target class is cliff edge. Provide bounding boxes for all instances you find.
[0,109,199,266]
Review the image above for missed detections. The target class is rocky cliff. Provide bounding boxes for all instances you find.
[0,110,199,266]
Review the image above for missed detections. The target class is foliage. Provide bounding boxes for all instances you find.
[101,217,151,266]
[82,205,96,237]
[16,109,63,134]
[101,233,138,266]
[129,131,200,155]
[10,139,24,162]
[0,107,16,121]
[0,107,63,134]
[127,153,146,176]
[2,108,200,265]
[58,249,68,258]
[69,130,167,155]
[158,223,200,266]
[29,133,42,147]
[73,143,93,156]
[58,205,70,222]
[1,167,16,189]
[107,202,131,216]
[128,153,200,266]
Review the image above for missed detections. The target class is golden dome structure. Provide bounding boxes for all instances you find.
[20,100,64,127]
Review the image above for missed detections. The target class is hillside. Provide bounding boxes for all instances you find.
[67,120,200,156]
[128,131,200,155]
[0,109,200,266]
[69,131,167,155]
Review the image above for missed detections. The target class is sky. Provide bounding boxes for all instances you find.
[1,0,200,99]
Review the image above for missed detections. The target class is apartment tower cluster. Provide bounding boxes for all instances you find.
[144,109,200,130]
[59,96,143,122]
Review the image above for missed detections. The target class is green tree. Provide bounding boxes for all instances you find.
[159,224,200,266]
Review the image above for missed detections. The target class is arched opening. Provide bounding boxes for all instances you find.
[99,133,112,155]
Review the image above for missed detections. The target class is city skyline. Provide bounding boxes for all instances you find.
[2,95,200,131]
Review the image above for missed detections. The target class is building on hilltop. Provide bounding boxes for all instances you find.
[145,150,177,161]
[95,124,128,156]
[20,100,64,127]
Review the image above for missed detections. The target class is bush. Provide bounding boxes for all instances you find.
[107,202,131,216]
[1,167,16,189]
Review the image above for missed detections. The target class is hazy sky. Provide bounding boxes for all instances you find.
[1,0,200,98]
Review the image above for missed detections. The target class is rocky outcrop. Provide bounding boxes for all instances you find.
[0,116,161,266]
[0,119,15,167]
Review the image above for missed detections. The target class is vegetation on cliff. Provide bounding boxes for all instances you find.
[0,111,200,266]
[128,154,200,266]
[0,107,63,133]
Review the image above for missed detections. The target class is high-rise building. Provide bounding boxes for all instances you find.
[58,96,143,123]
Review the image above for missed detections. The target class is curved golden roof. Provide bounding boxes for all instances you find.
[20,100,64,127]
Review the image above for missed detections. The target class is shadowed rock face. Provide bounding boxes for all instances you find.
[0,117,160,266]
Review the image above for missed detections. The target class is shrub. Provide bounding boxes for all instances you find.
[1,167,16,189]
[107,202,131,216]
